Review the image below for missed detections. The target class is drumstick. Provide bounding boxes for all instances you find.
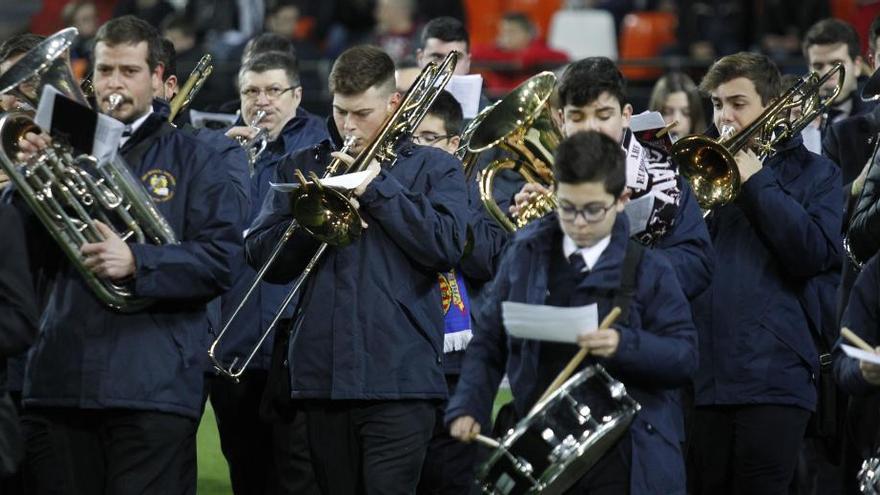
[472,434,501,449]
[842,327,876,353]
[533,307,622,409]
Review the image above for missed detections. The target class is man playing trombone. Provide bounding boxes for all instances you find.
[687,52,843,494]
[245,45,469,494]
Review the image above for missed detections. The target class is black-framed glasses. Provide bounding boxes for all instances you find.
[412,132,454,145]
[556,199,617,223]
[240,86,296,100]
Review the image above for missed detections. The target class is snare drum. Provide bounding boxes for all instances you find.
[476,365,640,494]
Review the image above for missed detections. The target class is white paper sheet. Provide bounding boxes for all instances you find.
[630,111,666,133]
[841,344,880,365]
[190,109,239,129]
[35,85,123,165]
[624,193,653,235]
[502,301,598,343]
[270,170,372,193]
[445,74,483,119]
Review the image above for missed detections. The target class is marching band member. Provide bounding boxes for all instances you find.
[513,57,713,300]
[214,49,327,495]
[412,90,509,494]
[447,130,698,494]
[245,45,469,494]
[687,52,842,494]
[16,16,244,494]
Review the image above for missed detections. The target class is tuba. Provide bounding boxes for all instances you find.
[0,28,178,312]
[208,52,460,380]
[459,72,562,232]
[671,63,846,211]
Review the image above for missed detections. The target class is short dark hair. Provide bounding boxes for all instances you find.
[501,12,535,37]
[158,38,177,80]
[239,51,301,88]
[554,131,626,196]
[558,57,627,108]
[0,34,45,65]
[161,13,196,40]
[870,16,880,54]
[243,32,297,62]
[803,18,861,60]
[94,15,163,71]
[699,52,781,106]
[426,90,463,135]
[420,16,470,51]
[329,45,396,96]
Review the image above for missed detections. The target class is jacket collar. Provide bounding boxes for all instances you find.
[519,212,632,291]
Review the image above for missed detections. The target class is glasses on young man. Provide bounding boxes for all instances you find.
[240,86,296,100]
[412,132,453,145]
[556,200,617,223]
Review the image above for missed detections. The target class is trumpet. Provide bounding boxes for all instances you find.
[237,109,269,171]
[671,63,845,211]
[209,51,460,380]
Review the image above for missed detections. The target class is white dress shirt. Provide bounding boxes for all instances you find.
[562,233,611,272]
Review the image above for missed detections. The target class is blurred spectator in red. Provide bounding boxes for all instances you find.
[113,0,176,29]
[372,0,420,64]
[471,12,568,95]
[266,1,322,62]
[30,0,114,36]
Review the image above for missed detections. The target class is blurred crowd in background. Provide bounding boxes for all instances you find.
[0,0,876,140]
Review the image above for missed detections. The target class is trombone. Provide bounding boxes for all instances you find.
[167,53,213,123]
[671,63,846,211]
[208,52,460,380]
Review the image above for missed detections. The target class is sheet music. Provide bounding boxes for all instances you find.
[35,84,123,165]
[630,111,667,133]
[270,170,372,192]
[502,301,598,343]
[624,193,654,236]
[841,344,880,365]
[445,74,483,119]
[190,109,239,129]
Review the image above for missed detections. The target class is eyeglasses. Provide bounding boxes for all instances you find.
[557,199,617,223]
[240,86,296,100]
[412,132,454,145]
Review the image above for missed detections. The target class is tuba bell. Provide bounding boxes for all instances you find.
[671,63,845,211]
[459,72,563,232]
[0,27,178,311]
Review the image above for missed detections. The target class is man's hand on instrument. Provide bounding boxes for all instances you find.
[577,328,620,358]
[860,347,880,385]
[225,125,261,142]
[450,415,481,443]
[81,221,136,281]
[352,158,381,198]
[16,130,52,161]
[734,148,763,183]
[511,182,552,216]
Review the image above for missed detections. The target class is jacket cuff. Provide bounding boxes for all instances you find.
[739,165,776,201]
[611,325,637,363]
[130,243,159,295]
[359,169,403,205]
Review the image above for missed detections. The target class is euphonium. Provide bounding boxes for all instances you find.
[671,62,845,211]
[460,72,562,232]
[0,27,178,312]
[167,53,213,123]
[208,52,460,380]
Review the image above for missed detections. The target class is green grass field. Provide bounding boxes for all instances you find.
[196,388,514,494]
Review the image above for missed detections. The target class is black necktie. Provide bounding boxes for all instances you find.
[122,125,133,138]
[568,252,587,273]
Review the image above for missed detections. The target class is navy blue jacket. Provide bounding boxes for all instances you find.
[20,113,245,419]
[693,136,842,411]
[654,177,713,300]
[246,137,470,399]
[446,213,697,494]
[217,107,327,371]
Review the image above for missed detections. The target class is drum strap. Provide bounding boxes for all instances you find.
[612,240,644,324]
